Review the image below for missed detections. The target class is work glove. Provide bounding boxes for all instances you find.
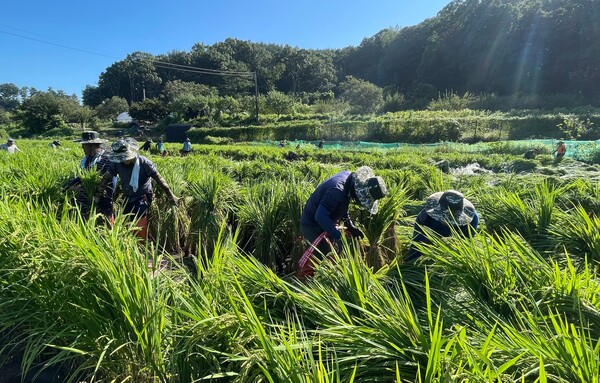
[347,225,365,239]
[344,219,364,239]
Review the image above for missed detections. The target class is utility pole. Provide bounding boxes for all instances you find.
[253,71,260,124]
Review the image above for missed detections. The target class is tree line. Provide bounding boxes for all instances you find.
[1,0,599,136]
[82,0,600,108]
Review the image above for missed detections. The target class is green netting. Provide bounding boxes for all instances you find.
[262,139,600,159]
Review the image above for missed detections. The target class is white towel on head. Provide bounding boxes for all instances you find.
[129,156,140,192]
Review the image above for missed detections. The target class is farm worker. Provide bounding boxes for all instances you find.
[48,140,61,148]
[66,131,116,218]
[297,166,387,278]
[552,140,566,159]
[318,139,324,149]
[96,138,179,241]
[156,139,166,156]
[182,137,192,155]
[0,138,22,153]
[407,190,479,261]
[524,148,541,159]
[141,139,153,152]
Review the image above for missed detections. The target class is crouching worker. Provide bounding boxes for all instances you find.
[407,190,479,261]
[297,166,387,279]
[96,138,179,242]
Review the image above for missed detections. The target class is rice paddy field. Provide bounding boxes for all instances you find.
[2,139,600,382]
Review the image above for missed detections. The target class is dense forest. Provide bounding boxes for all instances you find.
[1,0,599,138]
[79,0,600,107]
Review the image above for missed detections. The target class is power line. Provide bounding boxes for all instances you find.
[0,29,118,59]
[1,27,255,78]
[152,62,255,77]
[149,59,253,75]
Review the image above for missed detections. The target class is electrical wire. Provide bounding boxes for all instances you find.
[0,27,255,78]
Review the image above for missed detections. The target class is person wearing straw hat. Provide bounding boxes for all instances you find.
[407,189,479,261]
[297,166,387,278]
[79,131,111,172]
[0,138,22,153]
[96,137,179,241]
[66,131,115,218]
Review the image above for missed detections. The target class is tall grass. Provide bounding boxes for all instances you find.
[2,141,600,381]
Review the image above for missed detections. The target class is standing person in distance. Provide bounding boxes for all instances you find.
[297,166,388,278]
[96,137,179,241]
[552,140,566,160]
[156,138,166,156]
[182,137,192,156]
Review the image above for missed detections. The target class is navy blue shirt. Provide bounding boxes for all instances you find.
[301,171,353,239]
[108,155,158,202]
[407,209,479,260]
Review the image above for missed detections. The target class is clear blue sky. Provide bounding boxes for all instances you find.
[1,0,450,99]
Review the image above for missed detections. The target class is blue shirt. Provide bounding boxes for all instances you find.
[300,171,353,239]
[407,209,479,260]
[108,155,158,202]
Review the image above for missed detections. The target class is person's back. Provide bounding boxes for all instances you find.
[183,139,192,152]
[408,190,479,261]
[301,171,353,227]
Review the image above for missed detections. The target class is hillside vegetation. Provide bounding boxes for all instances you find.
[1,0,599,141]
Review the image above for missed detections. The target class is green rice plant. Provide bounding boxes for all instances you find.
[549,206,600,266]
[555,178,600,215]
[149,159,192,255]
[493,309,600,383]
[236,181,290,272]
[422,229,554,319]
[534,179,567,235]
[358,185,409,269]
[184,167,240,258]
[280,178,314,273]
[477,187,538,238]
[0,196,172,382]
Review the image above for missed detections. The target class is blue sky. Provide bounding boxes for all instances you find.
[1,0,450,99]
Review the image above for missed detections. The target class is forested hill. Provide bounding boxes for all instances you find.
[84,0,600,107]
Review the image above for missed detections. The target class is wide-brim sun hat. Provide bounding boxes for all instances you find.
[80,131,107,144]
[352,166,388,214]
[425,189,475,226]
[110,138,139,163]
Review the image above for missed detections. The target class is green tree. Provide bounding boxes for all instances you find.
[263,90,295,115]
[15,91,65,133]
[129,98,168,123]
[95,96,129,121]
[82,85,104,108]
[338,76,383,114]
[163,80,217,103]
[0,83,22,112]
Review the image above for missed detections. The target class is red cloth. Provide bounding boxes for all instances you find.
[296,232,329,279]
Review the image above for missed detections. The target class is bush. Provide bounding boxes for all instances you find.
[203,135,234,145]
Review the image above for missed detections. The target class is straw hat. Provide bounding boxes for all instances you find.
[424,190,475,226]
[110,138,139,163]
[351,166,387,214]
[80,131,107,144]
